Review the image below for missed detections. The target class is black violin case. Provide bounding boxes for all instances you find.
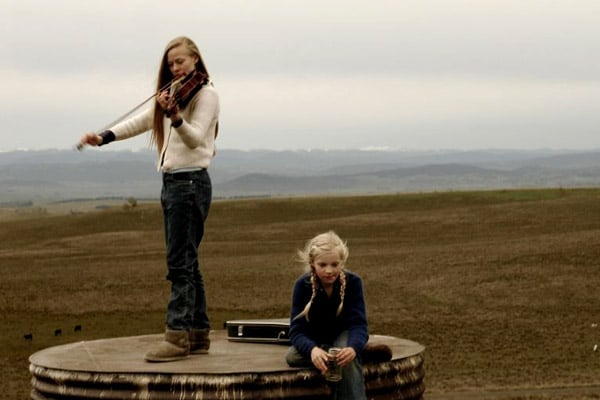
[224,318,290,344]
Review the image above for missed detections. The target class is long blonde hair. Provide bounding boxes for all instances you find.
[293,231,349,322]
[151,36,210,152]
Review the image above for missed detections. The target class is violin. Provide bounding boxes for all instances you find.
[75,70,208,150]
[166,70,208,115]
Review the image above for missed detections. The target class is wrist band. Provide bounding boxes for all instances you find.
[98,130,115,146]
[172,119,183,128]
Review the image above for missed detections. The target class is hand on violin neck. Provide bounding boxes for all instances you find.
[158,90,170,110]
[165,102,180,120]
[158,89,179,120]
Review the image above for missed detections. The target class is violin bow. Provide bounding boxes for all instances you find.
[75,78,179,151]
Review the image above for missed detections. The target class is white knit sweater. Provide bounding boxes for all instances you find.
[109,84,220,172]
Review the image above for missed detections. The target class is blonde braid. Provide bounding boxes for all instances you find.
[336,269,346,316]
[292,271,318,322]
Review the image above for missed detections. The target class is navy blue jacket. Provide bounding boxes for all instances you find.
[289,270,368,357]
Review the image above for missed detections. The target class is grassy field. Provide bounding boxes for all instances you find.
[1,189,600,399]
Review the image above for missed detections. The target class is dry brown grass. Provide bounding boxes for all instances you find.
[1,188,600,399]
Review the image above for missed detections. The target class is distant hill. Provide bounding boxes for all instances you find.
[1,148,600,204]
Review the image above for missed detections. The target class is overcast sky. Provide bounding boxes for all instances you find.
[2,0,599,152]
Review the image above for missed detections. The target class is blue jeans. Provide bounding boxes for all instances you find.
[285,331,367,400]
[161,170,212,331]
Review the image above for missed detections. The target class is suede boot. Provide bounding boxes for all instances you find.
[361,343,393,364]
[144,329,190,362]
[189,328,210,354]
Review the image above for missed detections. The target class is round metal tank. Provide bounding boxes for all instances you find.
[29,330,425,399]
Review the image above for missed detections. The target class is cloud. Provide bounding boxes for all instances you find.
[2,0,600,151]
[215,73,600,150]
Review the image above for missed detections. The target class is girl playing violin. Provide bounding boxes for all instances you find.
[79,36,220,362]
